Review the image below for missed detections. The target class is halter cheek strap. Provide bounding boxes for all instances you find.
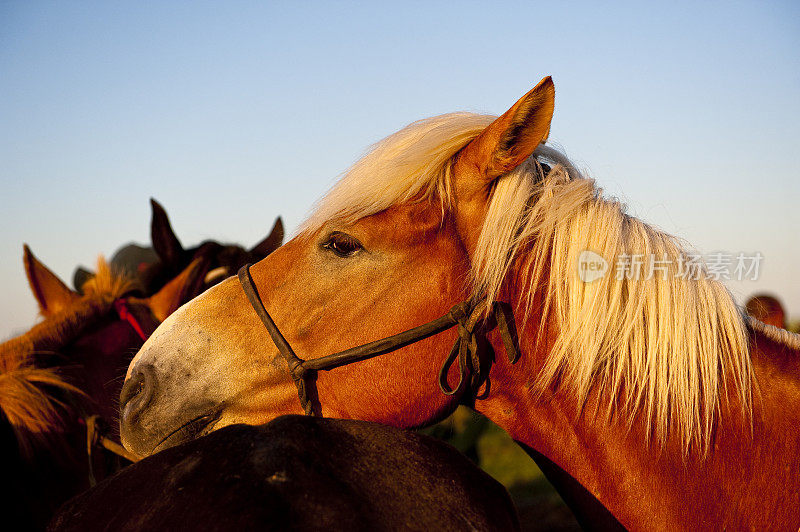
[237,264,521,416]
[113,299,150,342]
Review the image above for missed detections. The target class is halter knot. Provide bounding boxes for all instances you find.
[288,359,306,380]
[437,300,521,400]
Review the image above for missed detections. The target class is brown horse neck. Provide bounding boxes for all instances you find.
[475,300,800,530]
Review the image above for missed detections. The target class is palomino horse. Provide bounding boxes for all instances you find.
[1,247,205,528]
[50,416,519,531]
[120,77,800,530]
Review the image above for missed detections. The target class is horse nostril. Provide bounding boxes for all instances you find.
[120,364,156,415]
[120,372,143,407]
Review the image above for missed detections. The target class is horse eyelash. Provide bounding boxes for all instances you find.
[321,232,364,257]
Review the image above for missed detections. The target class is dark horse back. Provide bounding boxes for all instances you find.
[49,416,519,531]
[2,414,93,532]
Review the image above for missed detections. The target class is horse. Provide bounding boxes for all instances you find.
[75,198,284,294]
[1,247,205,529]
[119,77,800,530]
[745,294,787,329]
[49,415,520,531]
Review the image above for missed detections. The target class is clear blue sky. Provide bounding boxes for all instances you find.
[1,2,798,339]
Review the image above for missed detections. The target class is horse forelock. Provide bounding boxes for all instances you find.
[80,256,138,301]
[297,111,756,454]
[18,258,135,351]
[301,112,495,234]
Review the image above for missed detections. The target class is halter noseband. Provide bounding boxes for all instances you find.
[237,264,520,416]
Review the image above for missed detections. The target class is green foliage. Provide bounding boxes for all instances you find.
[420,407,580,530]
[474,420,543,486]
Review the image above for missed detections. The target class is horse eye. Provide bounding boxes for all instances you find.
[322,232,363,257]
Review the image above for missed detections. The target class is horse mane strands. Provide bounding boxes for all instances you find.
[0,256,132,453]
[0,348,82,455]
[0,366,79,432]
[473,147,753,454]
[80,256,138,302]
[300,111,754,453]
[302,113,495,233]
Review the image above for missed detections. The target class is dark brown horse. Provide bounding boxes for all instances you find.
[120,77,800,529]
[78,199,284,295]
[49,416,520,531]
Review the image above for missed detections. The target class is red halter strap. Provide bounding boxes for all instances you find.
[113,299,149,342]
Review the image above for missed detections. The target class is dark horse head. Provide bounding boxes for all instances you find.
[74,199,284,296]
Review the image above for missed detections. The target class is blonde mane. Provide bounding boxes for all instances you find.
[304,112,754,453]
[78,257,138,303]
[303,113,496,230]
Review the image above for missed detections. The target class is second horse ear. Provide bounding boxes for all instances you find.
[73,266,94,294]
[147,258,208,322]
[150,198,186,270]
[24,245,81,316]
[250,217,284,259]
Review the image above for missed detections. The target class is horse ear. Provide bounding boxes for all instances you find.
[250,217,284,258]
[150,198,185,269]
[457,76,554,196]
[147,258,207,322]
[72,266,94,293]
[23,245,81,316]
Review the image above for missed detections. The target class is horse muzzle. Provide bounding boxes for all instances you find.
[119,361,221,457]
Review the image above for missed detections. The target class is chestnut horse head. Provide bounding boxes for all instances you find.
[1,246,207,528]
[121,77,800,529]
[2,246,211,445]
[745,293,787,329]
